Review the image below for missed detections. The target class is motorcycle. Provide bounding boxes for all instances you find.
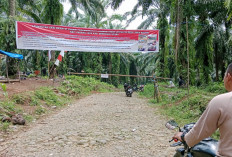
[125,85,133,97]
[132,84,139,92]
[139,84,144,92]
[165,120,218,157]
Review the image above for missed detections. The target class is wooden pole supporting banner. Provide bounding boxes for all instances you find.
[17,60,20,82]
[6,56,9,83]
[153,75,160,103]
[48,61,50,79]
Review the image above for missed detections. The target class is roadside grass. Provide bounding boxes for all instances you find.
[0,76,116,131]
[0,122,10,132]
[58,76,115,96]
[139,82,225,139]
[34,87,66,107]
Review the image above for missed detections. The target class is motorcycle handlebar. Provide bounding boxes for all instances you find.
[169,138,178,143]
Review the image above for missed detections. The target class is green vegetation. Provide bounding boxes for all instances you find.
[1,0,231,87]
[24,115,34,123]
[35,106,46,115]
[0,76,115,131]
[139,82,224,139]
[0,83,8,97]
[58,76,115,96]
[0,0,231,140]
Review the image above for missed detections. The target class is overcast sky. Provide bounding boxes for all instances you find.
[62,0,144,30]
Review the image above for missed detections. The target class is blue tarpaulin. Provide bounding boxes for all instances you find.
[0,49,23,59]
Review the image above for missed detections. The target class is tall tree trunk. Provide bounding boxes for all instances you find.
[95,53,102,79]
[111,53,120,87]
[9,0,16,16]
[175,0,181,63]
[157,8,168,77]
[50,0,54,24]
[214,45,219,81]
[6,0,16,79]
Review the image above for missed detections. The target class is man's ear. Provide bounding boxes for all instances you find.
[228,73,232,81]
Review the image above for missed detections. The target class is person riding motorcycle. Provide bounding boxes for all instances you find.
[124,83,129,92]
[173,63,232,157]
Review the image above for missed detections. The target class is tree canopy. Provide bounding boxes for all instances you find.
[0,0,231,87]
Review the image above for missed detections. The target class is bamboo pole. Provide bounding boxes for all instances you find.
[0,79,20,83]
[68,72,172,80]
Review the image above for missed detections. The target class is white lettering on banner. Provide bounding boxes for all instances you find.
[101,74,109,78]
[16,21,159,53]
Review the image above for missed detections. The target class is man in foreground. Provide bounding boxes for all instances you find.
[173,63,232,157]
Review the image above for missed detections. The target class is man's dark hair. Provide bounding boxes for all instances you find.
[227,63,232,75]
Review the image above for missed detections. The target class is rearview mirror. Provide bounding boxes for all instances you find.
[165,120,179,130]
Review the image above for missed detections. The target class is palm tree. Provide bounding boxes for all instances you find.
[15,0,105,77]
[17,0,63,24]
[213,28,227,81]
[110,0,171,82]
[42,0,64,25]
[62,0,128,86]
[9,0,16,16]
[124,0,172,78]
[0,0,19,77]
[194,0,232,83]
[68,0,104,21]
[17,0,105,24]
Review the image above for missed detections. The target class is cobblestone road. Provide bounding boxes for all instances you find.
[0,92,175,157]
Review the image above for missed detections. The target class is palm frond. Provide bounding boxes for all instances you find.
[17,8,42,23]
[110,0,124,10]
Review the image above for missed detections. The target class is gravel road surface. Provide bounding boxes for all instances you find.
[0,92,176,157]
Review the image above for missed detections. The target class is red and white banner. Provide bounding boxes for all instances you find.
[55,50,66,66]
[16,21,159,53]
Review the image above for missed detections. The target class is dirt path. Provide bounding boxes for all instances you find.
[0,78,60,99]
[0,92,176,157]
